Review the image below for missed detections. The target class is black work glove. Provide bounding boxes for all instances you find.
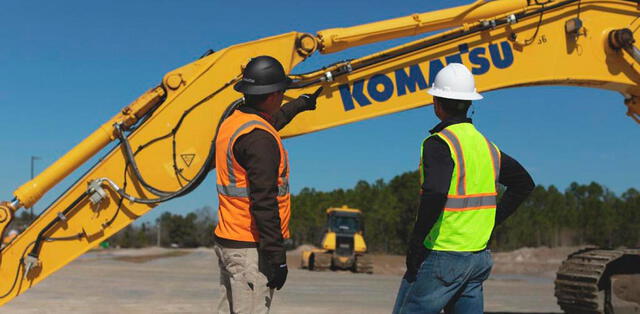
[403,243,428,283]
[262,248,288,290]
[298,86,324,111]
[266,263,288,290]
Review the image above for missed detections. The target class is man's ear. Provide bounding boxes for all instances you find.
[265,92,279,104]
[433,98,445,120]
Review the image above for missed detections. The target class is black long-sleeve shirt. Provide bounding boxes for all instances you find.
[408,116,535,254]
[215,98,307,265]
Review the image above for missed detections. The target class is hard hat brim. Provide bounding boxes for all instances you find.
[233,77,292,95]
[428,88,483,101]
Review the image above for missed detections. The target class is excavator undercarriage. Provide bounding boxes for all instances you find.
[555,248,640,313]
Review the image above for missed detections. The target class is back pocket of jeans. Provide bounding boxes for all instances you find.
[435,252,465,286]
[478,250,494,281]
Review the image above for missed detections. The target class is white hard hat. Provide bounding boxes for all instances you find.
[428,63,483,101]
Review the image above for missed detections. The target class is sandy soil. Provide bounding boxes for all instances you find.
[0,247,556,313]
[0,246,635,313]
[290,245,586,277]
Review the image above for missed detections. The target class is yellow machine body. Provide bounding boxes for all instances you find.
[320,208,368,253]
[318,232,367,252]
[300,206,372,272]
[321,231,336,251]
[0,0,638,305]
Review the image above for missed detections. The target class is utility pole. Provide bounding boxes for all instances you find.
[157,220,161,247]
[30,156,41,221]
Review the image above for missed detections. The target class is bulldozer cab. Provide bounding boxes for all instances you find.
[325,207,364,259]
[327,211,362,234]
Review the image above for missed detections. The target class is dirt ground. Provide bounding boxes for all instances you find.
[0,246,637,313]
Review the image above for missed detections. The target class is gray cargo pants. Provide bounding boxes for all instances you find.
[214,243,274,314]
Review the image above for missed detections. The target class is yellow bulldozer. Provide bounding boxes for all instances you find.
[300,206,373,273]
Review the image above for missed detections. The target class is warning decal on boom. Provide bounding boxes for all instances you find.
[181,154,195,167]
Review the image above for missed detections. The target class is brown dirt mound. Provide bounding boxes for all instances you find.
[289,244,319,255]
[286,245,602,278]
[491,246,588,278]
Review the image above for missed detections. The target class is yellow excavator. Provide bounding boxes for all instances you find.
[300,206,372,273]
[0,0,639,312]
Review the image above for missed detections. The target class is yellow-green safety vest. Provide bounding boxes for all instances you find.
[419,123,501,251]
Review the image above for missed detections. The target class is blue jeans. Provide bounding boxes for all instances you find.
[393,249,493,314]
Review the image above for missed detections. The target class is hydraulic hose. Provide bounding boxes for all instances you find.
[29,191,89,258]
[20,79,242,273]
[111,97,243,204]
[115,124,173,197]
[290,0,582,89]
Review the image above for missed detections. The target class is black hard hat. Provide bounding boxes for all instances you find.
[234,56,292,95]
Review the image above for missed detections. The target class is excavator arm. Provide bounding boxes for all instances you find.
[0,0,638,307]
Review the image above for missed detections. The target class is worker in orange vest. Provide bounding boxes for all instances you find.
[214,55,322,314]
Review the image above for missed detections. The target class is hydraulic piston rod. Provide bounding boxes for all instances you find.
[609,28,640,63]
[608,28,640,123]
[11,87,165,210]
[316,0,531,54]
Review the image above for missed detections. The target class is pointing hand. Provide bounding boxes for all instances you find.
[299,86,324,111]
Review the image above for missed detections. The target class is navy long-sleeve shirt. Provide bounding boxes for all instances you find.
[408,116,535,254]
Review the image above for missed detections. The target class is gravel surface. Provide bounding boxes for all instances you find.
[0,247,565,314]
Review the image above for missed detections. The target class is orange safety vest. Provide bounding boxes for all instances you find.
[214,110,291,242]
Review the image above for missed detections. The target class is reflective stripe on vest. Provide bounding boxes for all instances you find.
[439,129,466,195]
[444,194,497,211]
[216,179,289,197]
[216,120,290,198]
[420,123,501,251]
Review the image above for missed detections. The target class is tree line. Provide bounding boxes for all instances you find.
[36,170,634,252]
[290,171,640,254]
[106,206,216,249]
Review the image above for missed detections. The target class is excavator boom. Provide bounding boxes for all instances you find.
[0,0,638,308]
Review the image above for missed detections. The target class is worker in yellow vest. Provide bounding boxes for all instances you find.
[214,56,322,314]
[393,63,534,314]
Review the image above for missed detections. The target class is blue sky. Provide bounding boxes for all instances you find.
[1,1,638,224]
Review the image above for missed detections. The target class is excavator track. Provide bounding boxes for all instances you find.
[555,248,640,314]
